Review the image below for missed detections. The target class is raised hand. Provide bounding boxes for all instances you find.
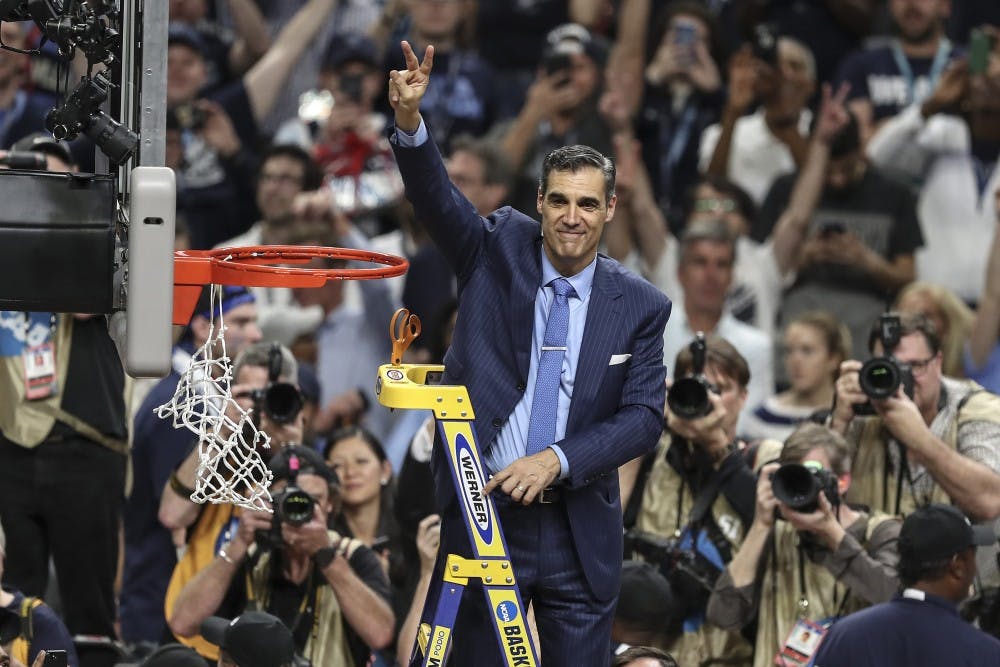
[388,40,434,132]
[922,58,970,118]
[814,81,851,145]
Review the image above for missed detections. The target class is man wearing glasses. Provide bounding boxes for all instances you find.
[829,312,1000,583]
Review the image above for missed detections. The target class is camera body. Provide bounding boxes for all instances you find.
[770,461,840,514]
[256,455,316,549]
[667,332,716,419]
[624,529,721,618]
[251,344,304,426]
[854,315,915,415]
[251,382,304,425]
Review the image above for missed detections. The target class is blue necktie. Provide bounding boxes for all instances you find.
[526,278,576,456]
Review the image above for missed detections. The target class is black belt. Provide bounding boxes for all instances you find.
[537,486,563,504]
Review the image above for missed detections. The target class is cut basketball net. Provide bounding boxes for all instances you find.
[157,245,408,511]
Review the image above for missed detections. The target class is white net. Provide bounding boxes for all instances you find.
[155,284,273,511]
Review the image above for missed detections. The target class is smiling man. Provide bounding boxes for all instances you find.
[386,41,672,665]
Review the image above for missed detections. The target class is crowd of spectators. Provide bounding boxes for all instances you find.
[2,0,1000,665]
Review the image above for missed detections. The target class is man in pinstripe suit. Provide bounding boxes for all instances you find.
[388,42,672,665]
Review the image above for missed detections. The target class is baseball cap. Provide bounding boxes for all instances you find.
[269,444,339,486]
[201,611,295,667]
[322,33,378,71]
[543,23,609,68]
[899,503,996,565]
[12,132,74,166]
[168,22,207,55]
[140,643,206,667]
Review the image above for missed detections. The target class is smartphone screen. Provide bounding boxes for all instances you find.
[969,28,992,75]
[43,650,68,667]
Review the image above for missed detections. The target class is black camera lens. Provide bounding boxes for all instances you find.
[263,382,304,425]
[771,463,839,514]
[667,377,712,419]
[277,488,315,526]
[859,357,901,399]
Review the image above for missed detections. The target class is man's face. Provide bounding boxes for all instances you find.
[677,240,734,314]
[167,43,207,107]
[890,0,949,43]
[257,155,307,223]
[879,331,942,415]
[536,167,616,276]
[0,23,26,85]
[407,0,465,41]
[447,149,504,214]
[221,304,263,358]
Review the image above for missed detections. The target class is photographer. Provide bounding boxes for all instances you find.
[167,445,393,667]
[161,342,305,660]
[831,312,1000,527]
[620,335,758,666]
[706,423,901,667]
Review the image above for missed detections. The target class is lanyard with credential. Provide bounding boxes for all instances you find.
[890,38,951,106]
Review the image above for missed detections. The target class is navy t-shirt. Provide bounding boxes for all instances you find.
[836,43,961,123]
[814,591,1000,667]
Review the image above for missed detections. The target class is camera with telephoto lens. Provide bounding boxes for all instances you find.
[770,460,840,514]
[256,454,316,549]
[250,344,304,425]
[854,314,915,415]
[667,332,716,419]
[624,528,722,618]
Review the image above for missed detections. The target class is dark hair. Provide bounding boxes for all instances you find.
[779,422,851,476]
[866,311,941,356]
[898,555,954,588]
[323,426,388,466]
[449,134,513,190]
[684,175,757,227]
[259,144,324,191]
[539,144,615,206]
[828,110,861,160]
[673,335,750,389]
[612,646,678,667]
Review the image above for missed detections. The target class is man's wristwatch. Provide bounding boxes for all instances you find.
[313,546,338,569]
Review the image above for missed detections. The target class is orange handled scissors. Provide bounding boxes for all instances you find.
[390,308,421,365]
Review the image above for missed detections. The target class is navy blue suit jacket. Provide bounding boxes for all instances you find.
[391,132,671,601]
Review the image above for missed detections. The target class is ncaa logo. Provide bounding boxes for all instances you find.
[386,369,404,381]
[495,601,519,623]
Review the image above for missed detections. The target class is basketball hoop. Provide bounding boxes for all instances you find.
[156,245,408,511]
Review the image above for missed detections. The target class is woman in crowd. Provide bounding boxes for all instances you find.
[743,311,849,442]
[895,282,974,379]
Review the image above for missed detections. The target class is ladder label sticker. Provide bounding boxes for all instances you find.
[427,625,450,665]
[487,589,535,666]
[456,434,493,543]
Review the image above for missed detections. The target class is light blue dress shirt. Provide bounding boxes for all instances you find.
[395,118,594,479]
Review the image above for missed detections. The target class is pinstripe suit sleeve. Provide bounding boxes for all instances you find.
[390,130,489,282]
[561,287,671,488]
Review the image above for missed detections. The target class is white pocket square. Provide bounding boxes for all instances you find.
[609,353,632,366]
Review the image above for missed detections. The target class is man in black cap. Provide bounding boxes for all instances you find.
[201,611,294,667]
[814,503,1000,666]
[8,133,74,172]
[167,445,394,666]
